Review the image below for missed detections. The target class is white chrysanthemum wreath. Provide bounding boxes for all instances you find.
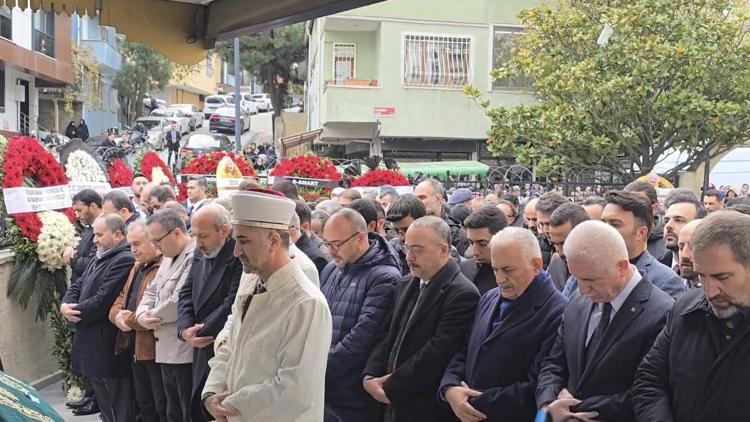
[37,211,79,272]
[65,150,106,183]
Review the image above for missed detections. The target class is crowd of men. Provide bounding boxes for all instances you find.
[57,173,750,421]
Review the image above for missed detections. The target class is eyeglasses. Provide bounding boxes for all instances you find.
[323,232,361,252]
[150,228,175,245]
[403,243,443,256]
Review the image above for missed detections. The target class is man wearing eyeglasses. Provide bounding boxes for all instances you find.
[320,209,401,422]
[363,216,480,421]
[136,209,197,422]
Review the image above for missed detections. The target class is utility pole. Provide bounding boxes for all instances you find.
[234,37,241,155]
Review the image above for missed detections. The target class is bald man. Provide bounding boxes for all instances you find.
[440,227,567,421]
[523,198,539,235]
[677,219,702,288]
[536,221,674,422]
[177,205,243,421]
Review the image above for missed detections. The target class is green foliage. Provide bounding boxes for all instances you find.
[217,24,307,117]
[473,0,750,179]
[65,45,102,113]
[114,41,175,123]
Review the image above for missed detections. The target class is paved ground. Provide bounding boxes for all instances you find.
[39,381,100,422]
[156,111,273,169]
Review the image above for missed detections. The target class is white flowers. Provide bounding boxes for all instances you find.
[151,167,170,185]
[37,211,79,272]
[65,150,106,183]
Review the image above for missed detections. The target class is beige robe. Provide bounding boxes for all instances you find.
[136,239,196,364]
[203,260,332,422]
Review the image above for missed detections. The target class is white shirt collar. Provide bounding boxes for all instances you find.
[610,265,642,315]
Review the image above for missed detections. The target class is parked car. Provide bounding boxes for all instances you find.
[252,93,272,112]
[241,94,260,115]
[133,117,169,150]
[209,106,251,133]
[150,108,191,135]
[169,104,204,131]
[204,95,231,119]
[180,133,234,160]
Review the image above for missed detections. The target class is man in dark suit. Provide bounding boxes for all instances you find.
[440,227,567,421]
[536,221,674,422]
[460,206,508,295]
[164,121,181,168]
[292,200,329,273]
[177,205,242,421]
[547,203,589,291]
[633,212,750,421]
[61,189,103,414]
[363,216,480,422]
[60,214,136,422]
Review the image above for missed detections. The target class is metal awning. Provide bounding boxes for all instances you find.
[14,0,386,65]
[397,161,490,178]
[318,121,380,144]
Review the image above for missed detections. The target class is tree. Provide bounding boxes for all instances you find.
[218,24,307,118]
[468,0,750,181]
[113,41,175,124]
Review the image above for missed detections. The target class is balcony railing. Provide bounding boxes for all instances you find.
[32,28,54,58]
[83,39,122,71]
[325,79,379,88]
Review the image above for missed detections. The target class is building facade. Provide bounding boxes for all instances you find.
[306,0,537,162]
[65,14,123,137]
[0,5,73,137]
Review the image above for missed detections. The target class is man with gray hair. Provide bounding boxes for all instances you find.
[415,178,469,255]
[363,216,479,421]
[537,221,673,422]
[61,214,136,421]
[440,227,567,421]
[137,209,196,422]
[634,212,750,421]
[177,205,243,421]
[320,208,401,421]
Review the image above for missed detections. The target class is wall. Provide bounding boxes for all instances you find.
[0,67,37,133]
[323,30,379,81]
[342,0,538,24]
[0,250,58,385]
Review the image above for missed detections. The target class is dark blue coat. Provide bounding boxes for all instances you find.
[62,242,135,378]
[440,272,567,421]
[320,233,402,411]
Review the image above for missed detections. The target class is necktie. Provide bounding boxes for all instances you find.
[585,302,612,368]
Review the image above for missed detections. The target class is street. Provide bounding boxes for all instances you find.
[156,111,273,166]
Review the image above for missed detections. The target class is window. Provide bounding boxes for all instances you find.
[32,9,55,57]
[333,43,356,83]
[492,26,532,90]
[0,5,11,40]
[402,34,471,89]
[0,66,5,112]
[205,54,214,77]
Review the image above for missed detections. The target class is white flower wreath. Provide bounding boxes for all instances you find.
[37,211,79,272]
[65,150,107,183]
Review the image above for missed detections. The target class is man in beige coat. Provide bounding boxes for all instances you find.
[137,209,196,422]
[202,189,332,422]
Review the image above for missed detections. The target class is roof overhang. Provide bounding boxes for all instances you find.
[318,121,380,144]
[14,0,386,65]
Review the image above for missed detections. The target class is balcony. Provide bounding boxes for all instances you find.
[325,79,379,88]
[83,39,122,72]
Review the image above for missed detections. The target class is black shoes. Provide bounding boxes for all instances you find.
[72,399,100,416]
[65,397,88,409]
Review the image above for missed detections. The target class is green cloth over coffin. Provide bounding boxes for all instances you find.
[0,372,63,422]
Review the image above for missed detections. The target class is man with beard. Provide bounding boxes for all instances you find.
[536,193,569,270]
[386,195,427,276]
[547,203,589,291]
[523,197,539,234]
[460,206,508,295]
[633,212,750,421]
[131,174,149,216]
[677,219,702,288]
[202,190,332,421]
[414,179,469,255]
[660,194,706,272]
[625,181,669,260]
[178,205,243,421]
[537,221,673,422]
[60,214,136,421]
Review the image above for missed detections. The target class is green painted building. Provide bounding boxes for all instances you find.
[306,0,538,162]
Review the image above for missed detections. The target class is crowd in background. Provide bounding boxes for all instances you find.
[56,172,750,422]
